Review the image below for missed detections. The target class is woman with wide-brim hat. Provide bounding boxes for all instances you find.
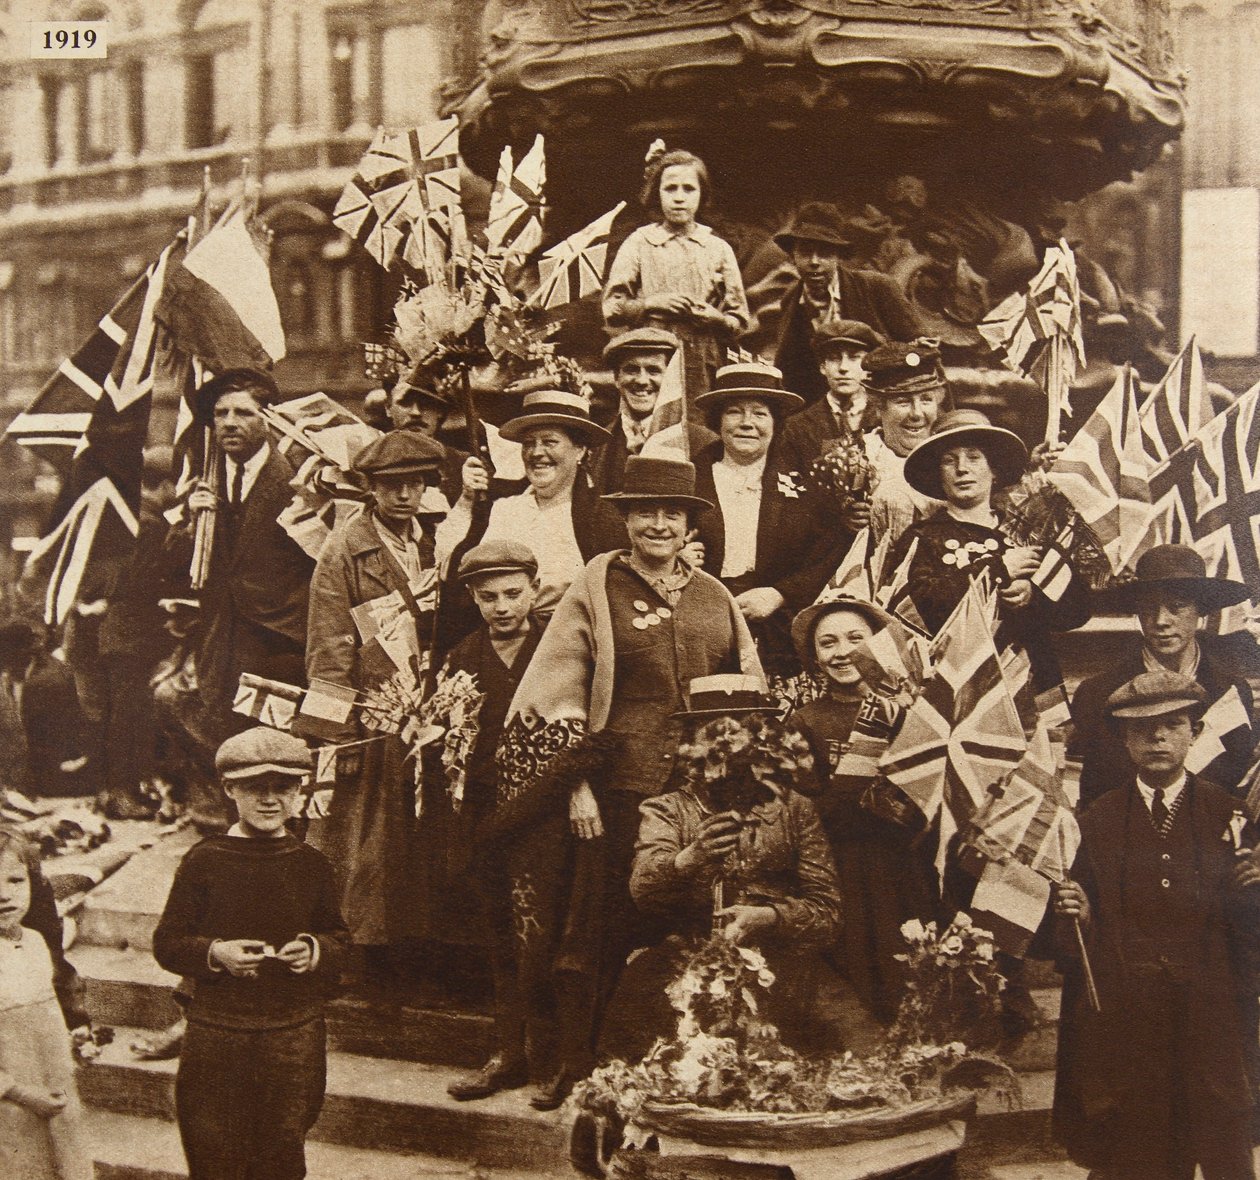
[688,361,852,676]
[436,389,613,623]
[489,454,764,1111]
[786,595,937,1024]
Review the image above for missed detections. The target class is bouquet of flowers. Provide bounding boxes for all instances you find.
[802,433,879,514]
[1000,470,1112,591]
[675,714,815,815]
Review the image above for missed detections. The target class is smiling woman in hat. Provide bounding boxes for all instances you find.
[436,389,612,622]
[688,361,851,675]
[304,430,447,962]
[785,597,936,1023]
[490,454,763,1110]
[886,407,1087,684]
[1069,543,1256,808]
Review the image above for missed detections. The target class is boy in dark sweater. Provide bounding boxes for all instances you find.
[153,727,348,1180]
[1053,671,1260,1180]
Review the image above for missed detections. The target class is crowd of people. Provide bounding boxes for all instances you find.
[2,146,1259,1180]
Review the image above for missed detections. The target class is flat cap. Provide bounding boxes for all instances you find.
[812,318,885,356]
[1105,671,1207,721]
[458,539,539,583]
[352,429,445,478]
[603,327,681,366]
[215,727,312,781]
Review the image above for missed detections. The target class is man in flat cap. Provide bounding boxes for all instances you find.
[169,369,313,758]
[383,366,470,507]
[1070,544,1257,808]
[1052,670,1260,1180]
[770,202,922,404]
[780,318,885,472]
[443,539,543,1102]
[305,430,446,961]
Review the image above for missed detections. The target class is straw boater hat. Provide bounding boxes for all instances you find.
[694,362,805,422]
[773,201,854,254]
[811,318,885,358]
[902,408,1029,500]
[498,389,612,445]
[601,455,714,514]
[790,595,897,670]
[602,326,680,367]
[1105,670,1207,722]
[1095,543,1251,615]
[861,339,947,398]
[671,674,778,720]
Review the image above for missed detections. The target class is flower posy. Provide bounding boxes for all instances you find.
[803,433,879,512]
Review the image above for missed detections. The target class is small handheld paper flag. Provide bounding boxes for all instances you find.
[232,673,304,732]
[293,678,358,741]
[1186,686,1251,775]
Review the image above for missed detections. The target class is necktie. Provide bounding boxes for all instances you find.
[229,461,245,507]
[1150,786,1170,833]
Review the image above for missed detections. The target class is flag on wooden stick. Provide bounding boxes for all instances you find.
[333,128,426,272]
[530,202,625,310]
[639,350,690,460]
[485,135,546,261]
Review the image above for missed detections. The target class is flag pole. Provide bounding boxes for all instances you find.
[188,167,219,591]
[1074,917,1101,1013]
[1045,331,1064,447]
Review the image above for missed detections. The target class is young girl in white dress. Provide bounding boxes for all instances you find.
[0,829,91,1180]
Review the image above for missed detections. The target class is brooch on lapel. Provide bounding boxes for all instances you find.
[777,471,804,499]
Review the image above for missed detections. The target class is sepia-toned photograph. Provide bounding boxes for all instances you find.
[0,2,1256,1177]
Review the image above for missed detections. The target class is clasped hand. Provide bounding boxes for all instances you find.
[211,938,313,976]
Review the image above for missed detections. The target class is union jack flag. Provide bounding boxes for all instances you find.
[1048,365,1152,572]
[403,116,467,275]
[333,127,427,271]
[484,136,546,261]
[818,527,889,606]
[18,240,178,624]
[531,202,625,310]
[879,581,1027,878]
[875,535,929,635]
[6,266,161,475]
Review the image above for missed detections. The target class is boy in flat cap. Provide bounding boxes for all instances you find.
[1052,671,1260,1180]
[443,540,542,1101]
[153,728,348,1180]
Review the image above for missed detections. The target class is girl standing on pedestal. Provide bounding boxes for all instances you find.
[602,149,751,406]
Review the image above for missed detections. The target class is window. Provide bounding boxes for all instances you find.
[121,60,145,155]
[330,31,372,133]
[327,15,446,134]
[79,70,114,163]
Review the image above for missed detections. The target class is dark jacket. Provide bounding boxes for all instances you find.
[588,417,718,500]
[773,274,922,404]
[21,652,91,797]
[1052,777,1259,1173]
[1070,644,1256,808]
[778,397,851,474]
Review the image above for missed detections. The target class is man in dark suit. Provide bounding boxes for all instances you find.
[1070,544,1257,809]
[779,318,885,473]
[178,369,313,745]
[772,202,922,404]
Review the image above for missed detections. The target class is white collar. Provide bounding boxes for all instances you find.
[1142,640,1201,679]
[715,453,766,489]
[642,221,712,247]
[1136,772,1187,811]
[225,441,269,480]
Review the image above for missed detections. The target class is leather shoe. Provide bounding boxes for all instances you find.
[529,1069,578,1112]
[447,1054,528,1102]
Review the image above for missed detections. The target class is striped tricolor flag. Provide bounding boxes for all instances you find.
[639,350,689,460]
[531,202,625,310]
[1029,526,1075,602]
[485,135,546,261]
[1048,365,1152,572]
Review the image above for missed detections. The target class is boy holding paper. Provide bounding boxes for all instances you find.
[304,430,446,976]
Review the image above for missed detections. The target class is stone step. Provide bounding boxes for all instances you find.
[86,1109,560,1180]
[78,1027,570,1174]
[69,944,496,1067]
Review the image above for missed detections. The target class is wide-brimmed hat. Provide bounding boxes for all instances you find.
[390,365,452,410]
[1096,544,1251,614]
[773,201,854,254]
[499,389,612,445]
[862,339,947,398]
[791,596,896,670]
[671,674,778,720]
[1105,670,1206,721]
[194,368,280,422]
[601,455,714,513]
[352,430,445,479]
[602,327,680,367]
[902,409,1028,500]
[694,362,805,421]
[812,319,885,357]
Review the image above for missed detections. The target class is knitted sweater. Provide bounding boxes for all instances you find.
[152,834,348,1030]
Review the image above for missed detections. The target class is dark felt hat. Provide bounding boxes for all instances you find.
[1096,544,1251,614]
[862,339,947,397]
[812,319,886,357]
[601,455,714,513]
[195,368,280,421]
[499,390,612,445]
[1105,670,1206,721]
[352,430,445,478]
[390,364,452,409]
[791,596,896,670]
[694,362,805,420]
[215,727,312,781]
[671,674,778,720]
[602,327,680,366]
[773,202,854,253]
[457,539,539,583]
[902,409,1029,500]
